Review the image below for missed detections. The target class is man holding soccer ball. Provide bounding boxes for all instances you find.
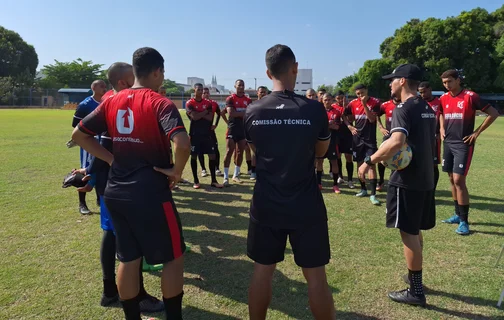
[358,64,436,307]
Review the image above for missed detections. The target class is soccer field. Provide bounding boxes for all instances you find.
[1,109,503,320]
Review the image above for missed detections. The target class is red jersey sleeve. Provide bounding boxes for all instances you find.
[211,101,219,113]
[154,97,187,141]
[225,96,234,109]
[185,100,194,112]
[78,102,107,136]
[371,98,381,114]
[469,92,490,111]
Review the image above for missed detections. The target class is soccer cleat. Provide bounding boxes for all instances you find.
[442,214,461,224]
[201,170,208,177]
[337,177,345,185]
[348,181,355,189]
[370,195,380,205]
[232,176,242,184]
[223,179,230,187]
[388,289,426,307]
[333,186,341,194]
[79,204,91,215]
[139,294,164,313]
[455,221,470,235]
[355,189,368,197]
[250,172,257,180]
[193,183,200,189]
[211,182,224,188]
[100,293,119,307]
[376,183,384,191]
[215,169,223,176]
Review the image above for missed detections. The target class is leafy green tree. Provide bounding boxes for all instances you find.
[38,58,104,88]
[336,74,359,94]
[0,26,38,79]
[356,59,393,98]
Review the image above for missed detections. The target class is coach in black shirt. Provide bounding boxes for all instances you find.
[358,64,436,307]
[244,44,336,319]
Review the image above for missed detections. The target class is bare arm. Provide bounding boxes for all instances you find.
[221,108,229,124]
[171,132,191,174]
[343,114,358,135]
[377,115,389,136]
[315,139,330,158]
[362,101,377,123]
[463,106,500,145]
[187,110,210,121]
[439,114,445,141]
[370,131,405,164]
[227,106,245,118]
[72,128,113,166]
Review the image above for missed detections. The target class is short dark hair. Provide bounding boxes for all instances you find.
[257,86,267,91]
[441,69,459,79]
[107,62,132,88]
[418,81,430,89]
[132,47,164,78]
[336,90,345,96]
[193,83,203,89]
[265,44,296,78]
[235,79,244,85]
[406,79,420,90]
[354,84,367,91]
[203,87,210,91]
[318,88,326,93]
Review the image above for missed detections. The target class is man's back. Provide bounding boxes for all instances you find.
[244,91,330,228]
[80,88,185,199]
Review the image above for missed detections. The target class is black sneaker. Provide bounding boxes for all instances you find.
[100,293,119,307]
[388,288,426,307]
[79,204,91,215]
[139,294,164,313]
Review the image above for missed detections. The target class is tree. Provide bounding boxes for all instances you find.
[185,88,195,95]
[38,58,104,88]
[336,74,359,94]
[0,26,38,79]
[162,79,184,95]
[316,84,336,94]
[356,59,393,98]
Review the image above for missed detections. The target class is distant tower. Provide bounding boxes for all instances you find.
[212,75,217,87]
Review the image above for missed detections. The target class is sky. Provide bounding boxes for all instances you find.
[1,0,502,91]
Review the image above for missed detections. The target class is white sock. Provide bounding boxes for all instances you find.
[233,166,240,178]
[224,167,229,179]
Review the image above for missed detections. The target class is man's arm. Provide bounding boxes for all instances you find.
[227,106,245,118]
[439,113,445,141]
[72,128,113,166]
[315,139,330,157]
[189,109,211,121]
[362,98,377,123]
[464,105,499,145]
[316,105,331,157]
[377,114,389,136]
[369,131,405,163]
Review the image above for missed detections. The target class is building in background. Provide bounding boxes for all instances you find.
[187,77,205,87]
[294,69,313,95]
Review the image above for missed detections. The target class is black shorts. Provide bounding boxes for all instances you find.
[104,197,186,265]
[442,142,474,176]
[353,138,377,163]
[226,128,245,142]
[190,135,216,156]
[210,130,218,146]
[338,134,353,155]
[322,139,339,160]
[386,186,436,235]
[434,137,441,165]
[247,219,330,268]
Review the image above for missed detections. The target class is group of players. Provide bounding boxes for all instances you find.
[69,44,499,319]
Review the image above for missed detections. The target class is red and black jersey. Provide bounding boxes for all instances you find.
[332,103,352,137]
[439,90,490,143]
[344,97,381,143]
[101,89,115,102]
[78,88,186,199]
[426,97,441,135]
[226,94,252,132]
[380,100,397,132]
[326,106,343,141]
[186,98,213,136]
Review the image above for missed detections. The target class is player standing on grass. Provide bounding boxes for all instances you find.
[418,81,441,189]
[201,87,223,176]
[438,70,499,235]
[376,97,400,190]
[359,63,436,307]
[344,84,381,205]
[74,62,163,312]
[245,44,335,320]
[72,47,191,320]
[71,79,107,214]
[316,93,341,193]
[222,79,252,186]
[186,84,223,189]
[333,91,355,189]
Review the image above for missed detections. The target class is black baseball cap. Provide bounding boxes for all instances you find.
[382,64,422,81]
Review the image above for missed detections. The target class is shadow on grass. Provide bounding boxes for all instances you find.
[427,305,502,319]
[472,230,504,237]
[183,305,241,319]
[434,198,504,214]
[427,288,501,309]
[472,222,504,228]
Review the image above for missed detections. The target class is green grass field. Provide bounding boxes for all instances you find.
[0,109,503,320]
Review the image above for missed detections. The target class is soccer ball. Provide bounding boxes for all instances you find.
[380,142,412,170]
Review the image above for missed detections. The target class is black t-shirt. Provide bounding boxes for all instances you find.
[388,96,436,191]
[244,90,330,229]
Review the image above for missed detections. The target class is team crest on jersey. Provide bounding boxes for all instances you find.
[117,108,134,134]
[445,104,449,109]
[457,101,464,109]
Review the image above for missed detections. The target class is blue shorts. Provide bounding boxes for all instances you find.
[100,196,114,231]
[80,147,92,169]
